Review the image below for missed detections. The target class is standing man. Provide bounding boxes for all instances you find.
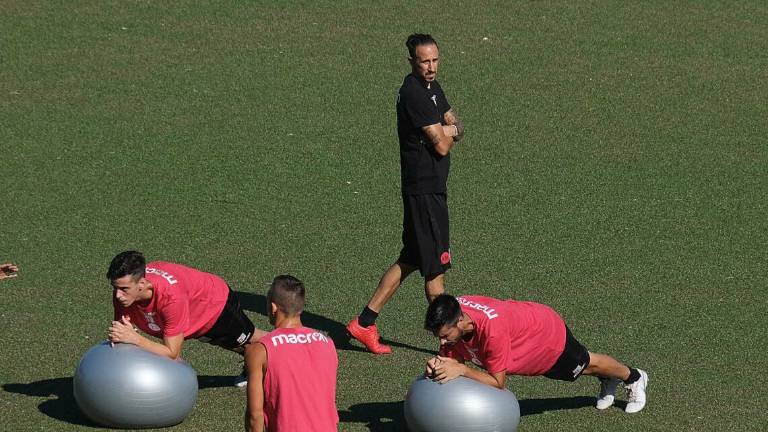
[244,275,338,432]
[106,250,265,387]
[347,33,465,354]
[424,294,649,413]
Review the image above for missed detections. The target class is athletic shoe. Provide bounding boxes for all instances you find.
[234,365,248,388]
[624,369,649,413]
[596,377,620,410]
[346,317,392,354]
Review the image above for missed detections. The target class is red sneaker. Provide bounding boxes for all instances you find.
[346,317,392,354]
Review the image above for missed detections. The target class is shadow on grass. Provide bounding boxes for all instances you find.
[237,291,435,355]
[197,375,238,389]
[3,375,289,426]
[519,395,596,415]
[339,400,405,432]
[337,396,598,431]
[2,378,98,427]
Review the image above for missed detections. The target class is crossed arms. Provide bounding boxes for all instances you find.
[422,109,465,156]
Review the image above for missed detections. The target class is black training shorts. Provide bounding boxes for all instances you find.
[543,326,591,382]
[398,193,451,279]
[198,288,255,353]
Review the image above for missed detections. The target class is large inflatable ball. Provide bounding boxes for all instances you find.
[73,342,198,428]
[404,375,520,432]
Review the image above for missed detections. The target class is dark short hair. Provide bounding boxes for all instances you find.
[406,33,438,59]
[106,251,146,281]
[424,294,462,334]
[267,275,306,316]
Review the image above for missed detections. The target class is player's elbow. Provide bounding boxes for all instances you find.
[248,413,264,425]
[491,375,507,389]
[246,411,265,432]
[166,347,182,361]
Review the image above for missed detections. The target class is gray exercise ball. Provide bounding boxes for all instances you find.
[73,342,198,429]
[404,375,520,432]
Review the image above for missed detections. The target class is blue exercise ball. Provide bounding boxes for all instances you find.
[73,342,198,428]
[404,375,520,432]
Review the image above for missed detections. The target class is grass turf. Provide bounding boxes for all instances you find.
[1,1,767,431]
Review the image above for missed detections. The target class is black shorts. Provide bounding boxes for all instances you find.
[198,288,255,353]
[543,326,590,382]
[398,193,451,279]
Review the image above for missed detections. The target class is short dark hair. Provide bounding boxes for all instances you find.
[106,250,146,281]
[267,275,306,316]
[406,33,438,59]
[424,294,462,334]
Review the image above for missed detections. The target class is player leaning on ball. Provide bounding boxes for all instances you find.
[348,33,465,354]
[424,294,649,413]
[106,250,267,387]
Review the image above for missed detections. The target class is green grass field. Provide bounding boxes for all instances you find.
[2,1,767,430]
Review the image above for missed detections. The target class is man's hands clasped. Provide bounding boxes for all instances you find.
[425,355,465,383]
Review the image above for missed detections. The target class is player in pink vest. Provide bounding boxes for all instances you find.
[424,294,649,414]
[106,250,266,386]
[244,275,339,432]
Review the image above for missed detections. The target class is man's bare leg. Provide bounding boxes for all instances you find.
[424,273,446,303]
[367,261,417,312]
[346,261,416,354]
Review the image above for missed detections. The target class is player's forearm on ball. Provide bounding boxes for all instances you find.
[463,366,505,389]
[133,335,180,360]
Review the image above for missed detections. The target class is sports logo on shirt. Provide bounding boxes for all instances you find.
[466,347,483,367]
[146,267,178,285]
[431,95,437,106]
[456,297,499,320]
[143,312,162,332]
[270,332,329,346]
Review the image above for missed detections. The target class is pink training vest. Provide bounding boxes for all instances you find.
[113,261,229,339]
[261,327,339,432]
[441,295,566,376]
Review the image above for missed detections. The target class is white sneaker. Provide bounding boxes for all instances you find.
[624,369,649,413]
[234,367,248,388]
[596,377,620,410]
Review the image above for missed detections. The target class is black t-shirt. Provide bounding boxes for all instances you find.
[396,74,451,195]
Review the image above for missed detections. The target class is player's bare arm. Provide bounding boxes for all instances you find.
[108,316,184,360]
[431,356,507,389]
[422,123,454,156]
[0,263,19,280]
[426,354,463,378]
[245,343,267,432]
[443,109,465,141]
